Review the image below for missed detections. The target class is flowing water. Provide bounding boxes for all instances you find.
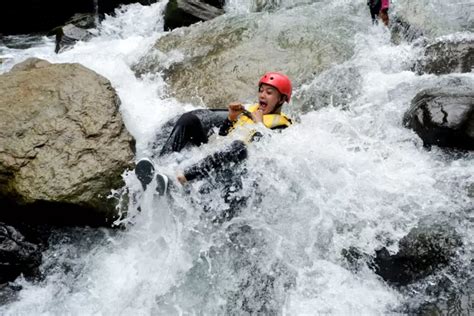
[0,0,473,314]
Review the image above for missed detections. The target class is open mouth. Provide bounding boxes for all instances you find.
[259,101,267,109]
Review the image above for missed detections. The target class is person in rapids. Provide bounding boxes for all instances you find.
[134,72,293,221]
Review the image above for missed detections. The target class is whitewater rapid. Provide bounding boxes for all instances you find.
[0,0,472,314]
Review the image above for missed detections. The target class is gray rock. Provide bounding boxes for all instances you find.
[403,86,474,150]
[0,58,134,224]
[53,23,95,54]
[415,35,474,75]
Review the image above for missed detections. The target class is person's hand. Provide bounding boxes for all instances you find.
[228,102,244,121]
[177,174,188,185]
[252,109,264,123]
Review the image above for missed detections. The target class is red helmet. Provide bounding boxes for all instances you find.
[258,72,292,102]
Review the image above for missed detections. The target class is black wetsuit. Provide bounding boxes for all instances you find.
[368,0,381,24]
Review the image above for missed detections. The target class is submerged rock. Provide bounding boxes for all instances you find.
[372,224,462,286]
[134,3,362,108]
[0,222,42,284]
[0,58,135,225]
[403,86,474,150]
[343,223,463,287]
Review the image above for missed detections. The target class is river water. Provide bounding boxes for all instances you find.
[0,0,472,314]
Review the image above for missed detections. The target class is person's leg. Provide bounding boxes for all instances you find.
[370,7,378,24]
[380,8,389,26]
[371,2,381,25]
[183,140,248,182]
[160,112,209,156]
[137,109,226,190]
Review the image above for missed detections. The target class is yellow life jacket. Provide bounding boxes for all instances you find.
[233,104,292,130]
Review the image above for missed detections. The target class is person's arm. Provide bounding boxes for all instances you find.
[219,102,247,136]
[182,140,248,182]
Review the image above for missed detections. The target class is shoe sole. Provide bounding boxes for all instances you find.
[135,158,155,189]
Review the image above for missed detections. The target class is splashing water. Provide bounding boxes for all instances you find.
[0,0,472,314]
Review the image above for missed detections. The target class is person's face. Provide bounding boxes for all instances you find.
[258,84,283,114]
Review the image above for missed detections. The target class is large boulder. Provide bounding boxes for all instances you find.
[403,86,474,150]
[0,58,134,225]
[414,35,474,75]
[134,2,363,108]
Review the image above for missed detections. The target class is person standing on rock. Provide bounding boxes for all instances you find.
[135,72,293,221]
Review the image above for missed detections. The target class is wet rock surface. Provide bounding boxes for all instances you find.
[343,222,465,291]
[371,223,462,286]
[51,14,97,54]
[415,36,474,75]
[0,58,135,225]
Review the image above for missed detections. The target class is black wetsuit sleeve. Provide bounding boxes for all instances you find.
[218,118,235,136]
[184,140,248,181]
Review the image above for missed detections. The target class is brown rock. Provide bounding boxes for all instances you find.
[0,58,134,224]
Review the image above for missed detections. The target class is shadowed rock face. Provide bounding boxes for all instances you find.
[403,86,474,150]
[134,3,363,108]
[0,58,135,225]
[0,0,158,35]
[0,222,42,284]
[163,0,225,31]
